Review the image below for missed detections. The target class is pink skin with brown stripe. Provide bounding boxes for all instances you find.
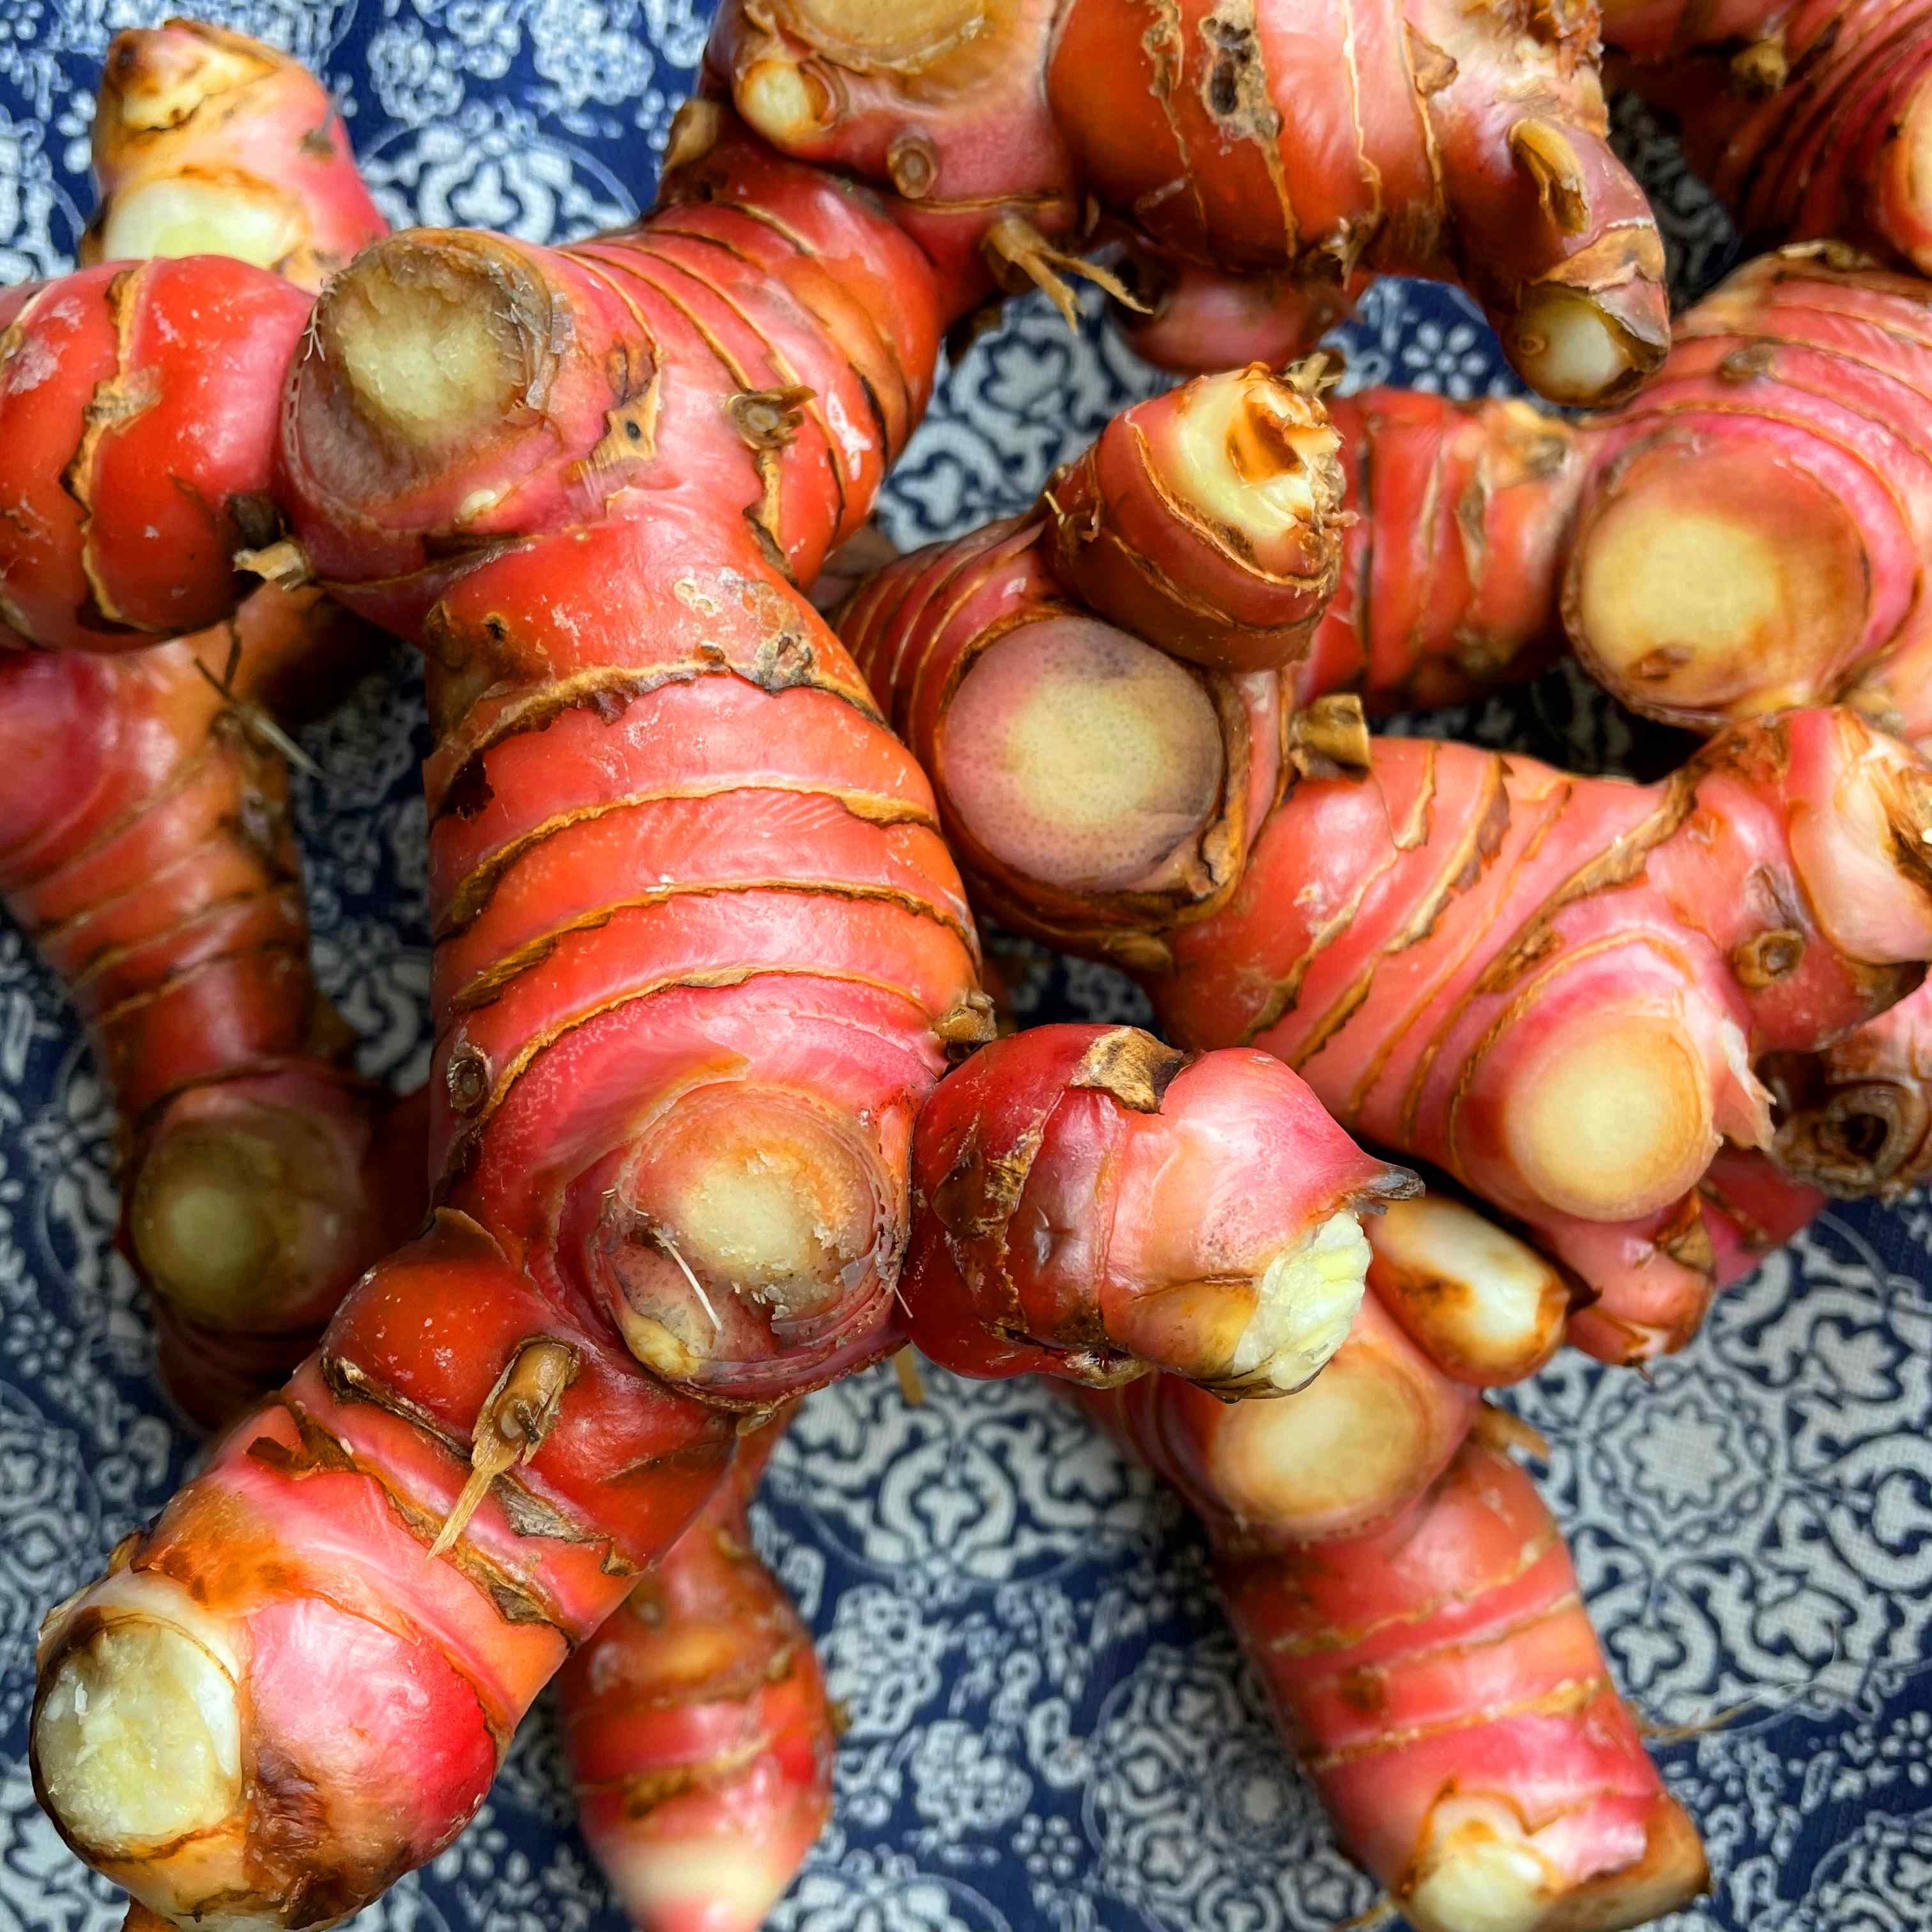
[705,0,1672,405]
[1068,1163,1821,1932]
[559,1411,834,1932]
[1605,0,1932,275]
[836,353,1932,1359]
[83,20,386,293]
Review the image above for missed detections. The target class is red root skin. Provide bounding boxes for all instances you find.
[558,1411,833,1932]
[852,246,1932,740]
[838,356,1932,1353]
[1112,249,1372,376]
[904,1023,1417,1394]
[83,20,386,293]
[1606,0,1932,275]
[34,121,989,1932]
[0,595,420,1424]
[1218,1439,1708,1932]
[1300,390,1581,712]
[1562,244,1932,737]
[34,1212,736,1929]
[1161,709,1932,1360]
[1699,1144,1826,1282]
[846,466,1932,1349]
[0,258,309,653]
[1041,365,1347,673]
[1071,1195,1706,1931]
[709,0,1672,404]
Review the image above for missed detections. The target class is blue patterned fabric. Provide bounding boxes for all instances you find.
[1,9,1929,1929]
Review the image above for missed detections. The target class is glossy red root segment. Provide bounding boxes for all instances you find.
[1220,1439,1706,1932]
[33,1212,734,1928]
[1699,1144,1827,1284]
[1563,245,1932,737]
[709,0,1671,404]
[849,245,1932,739]
[1075,1188,1702,1930]
[1112,250,1371,376]
[0,594,418,1423]
[559,1411,832,1932]
[84,19,385,293]
[1041,364,1347,673]
[836,371,1932,1349]
[0,258,309,652]
[1162,708,1932,1358]
[32,118,984,1931]
[1300,391,1581,713]
[903,1023,1417,1395]
[1606,0,1932,275]
[1765,977,1932,1200]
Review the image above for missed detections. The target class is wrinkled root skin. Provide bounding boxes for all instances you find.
[1071,1180,1711,1932]
[1564,246,1932,738]
[1162,708,1932,1358]
[85,20,386,293]
[1217,1441,1710,1932]
[709,0,1672,404]
[0,600,414,1425]
[836,342,1932,1354]
[1608,0,1932,276]
[34,1212,735,1930]
[903,1023,1414,1394]
[35,114,991,1932]
[559,1411,833,1932]
[1767,979,1932,1200]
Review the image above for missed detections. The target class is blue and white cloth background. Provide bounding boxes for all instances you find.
[1,6,1928,1928]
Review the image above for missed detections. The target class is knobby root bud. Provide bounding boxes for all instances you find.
[1365,1194,1570,1387]
[429,1337,580,1556]
[1509,286,1646,409]
[1043,364,1347,673]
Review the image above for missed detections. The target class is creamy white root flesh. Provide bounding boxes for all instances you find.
[1403,1796,1572,1932]
[601,1090,882,1380]
[35,1578,243,1862]
[604,1839,799,1931]
[129,1127,288,1329]
[735,54,836,144]
[1570,448,1868,719]
[1509,290,1637,408]
[1203,1330,1457,1535]
[1162,368,1343,550]
[1402,1791,1708,1932]
[941,619,1225,891]
[1367,1196,1568,1383]
[1502,1015,1717,1223]
[1108,1208,1370,1392]
[96,180,300,271]
[1224,1209,1370,1392]
[320,245,539,460]
[1159,369,1344,544]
